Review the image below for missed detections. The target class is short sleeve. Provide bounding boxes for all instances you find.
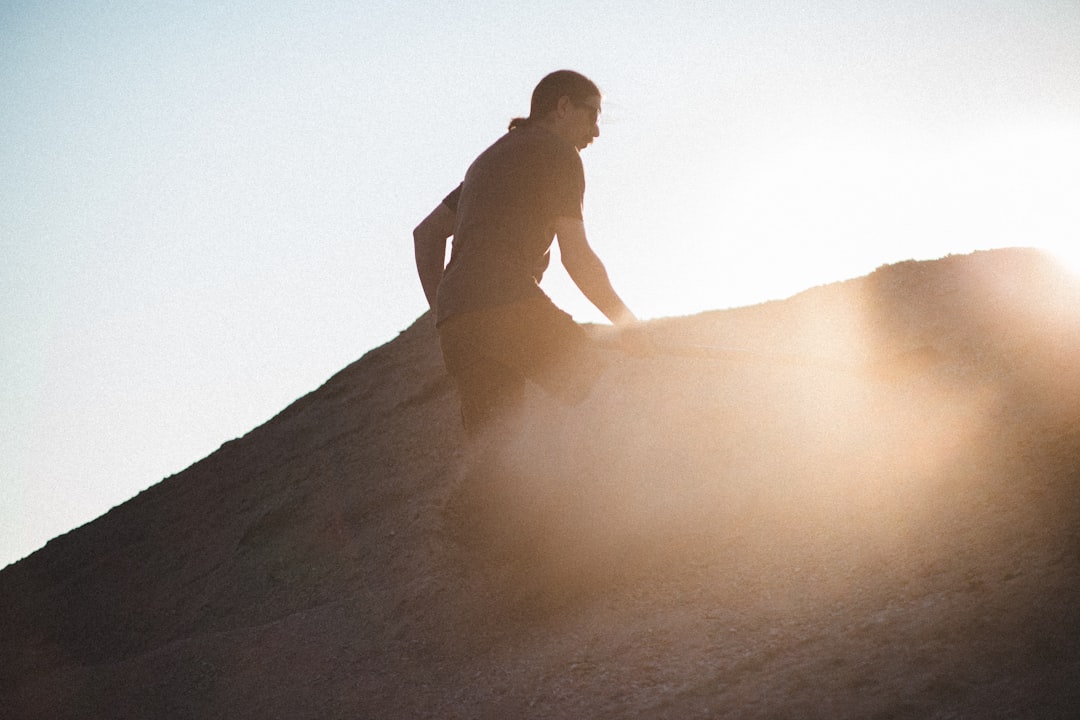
[442,184,463,211]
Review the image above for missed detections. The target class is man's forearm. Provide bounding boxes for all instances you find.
[564,249,637,325]
[413,202,456,312]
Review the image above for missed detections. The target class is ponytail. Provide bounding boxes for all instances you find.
[506,70,600,132]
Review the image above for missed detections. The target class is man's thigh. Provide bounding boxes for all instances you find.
[487,298,606,405]
[439,315,526,434]
[438,297,607,428]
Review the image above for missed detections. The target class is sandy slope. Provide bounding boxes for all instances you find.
[2,248,1079,719]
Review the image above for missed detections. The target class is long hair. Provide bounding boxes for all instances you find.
[508,70,601,131]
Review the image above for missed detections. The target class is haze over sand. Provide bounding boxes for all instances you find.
[2,248,1079,719]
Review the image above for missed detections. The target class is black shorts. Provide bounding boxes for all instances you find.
[438,297,607,436]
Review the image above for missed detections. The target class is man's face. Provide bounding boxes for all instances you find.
[568,95,601,150]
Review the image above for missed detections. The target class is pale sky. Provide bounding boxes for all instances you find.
[3,0,1079,567]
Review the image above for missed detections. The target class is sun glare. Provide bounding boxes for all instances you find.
[1047,245,1080,279]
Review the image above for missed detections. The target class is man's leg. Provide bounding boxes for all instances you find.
[438,311,526,439]
[507,298,608,406]
[451,355,525,438]
[438,297,608,435]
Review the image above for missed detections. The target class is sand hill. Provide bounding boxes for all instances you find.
[2,247,1079,719]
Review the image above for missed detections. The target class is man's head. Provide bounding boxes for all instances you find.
[509,70,602,150]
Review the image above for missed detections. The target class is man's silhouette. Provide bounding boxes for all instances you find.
[414,70,640,437]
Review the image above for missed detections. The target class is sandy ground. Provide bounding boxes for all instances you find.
[2,248,1079,719]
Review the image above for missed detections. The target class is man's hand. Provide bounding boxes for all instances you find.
[593,321,656,358]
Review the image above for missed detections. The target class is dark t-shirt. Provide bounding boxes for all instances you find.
[436,124,585,324]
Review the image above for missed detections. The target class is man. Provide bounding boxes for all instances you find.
[414,70,641,437]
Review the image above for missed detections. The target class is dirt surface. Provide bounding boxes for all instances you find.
[2,248,1079,719]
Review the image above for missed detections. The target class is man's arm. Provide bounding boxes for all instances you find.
[413,202,456,312]
[554,216,638,326]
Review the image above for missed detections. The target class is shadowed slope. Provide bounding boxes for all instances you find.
[3,248,1079,719]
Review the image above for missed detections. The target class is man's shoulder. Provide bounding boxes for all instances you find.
[484,125,578,163]
[461,125,583,207]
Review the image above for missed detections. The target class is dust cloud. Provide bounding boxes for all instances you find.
[443,256,1038,612]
